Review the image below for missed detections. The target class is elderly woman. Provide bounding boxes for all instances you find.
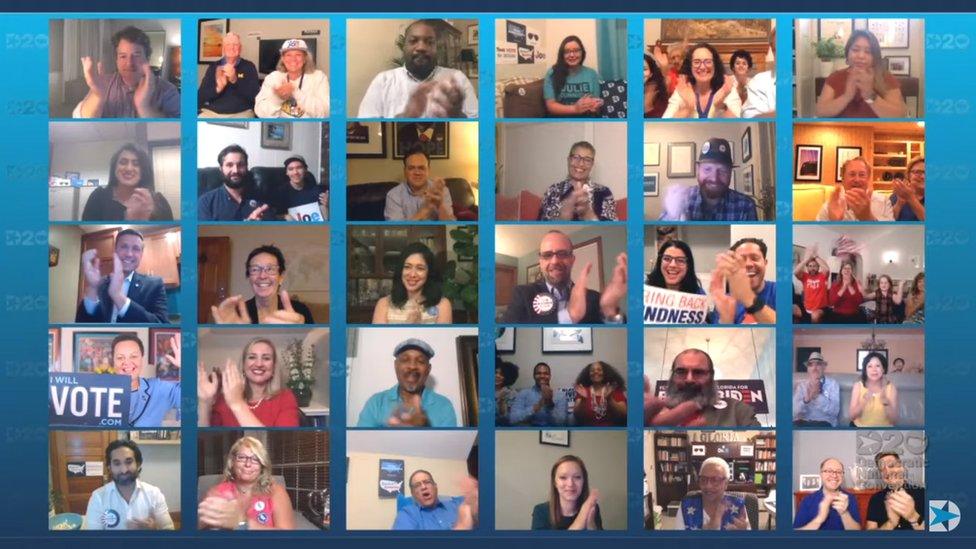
[538,141,617,221]
[816,30,906,118]
[211,244,315,324]
[81,144,174,221]
[532,455,603,530]
[663,42,741,118]
[676,457,751,530]
[198,338,300,427]
[255,39,330,118]
[198,436,296,529]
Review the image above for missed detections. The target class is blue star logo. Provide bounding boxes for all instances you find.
[929,500,960,532]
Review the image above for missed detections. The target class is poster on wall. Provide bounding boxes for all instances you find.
[506,20,527,44]
[378,459,405,498]
[517,45,534,64]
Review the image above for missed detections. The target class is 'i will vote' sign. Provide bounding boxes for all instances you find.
[49,372,131,428]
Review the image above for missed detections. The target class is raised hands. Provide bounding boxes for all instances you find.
[600,253,628,318]
[123,188,156,220]
[262,290,306,324]
[212,295,250,324]
[400,79,465,118]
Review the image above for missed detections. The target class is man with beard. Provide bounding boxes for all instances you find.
[84,440,174,530]
[644,349,759,427]
[357,338,457,427]
[509,362,570,426]
[111,333,181,427]
[357,20,478,118]
[866,452,925,530]
[392,470,465,530]
[501,230,628,324]
[384,145,454,221]
[74,26,180,118]
[794,458,861,530]
[709,237,776,324]
[660,138,757,221]
[817,157,894,221]
[198,144,273,221]
[75,228,170,323]
[793,246,829,323]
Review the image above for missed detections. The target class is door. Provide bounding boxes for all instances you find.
[197,237,231,322]
[495,264,517,306]
[50,430,116,514]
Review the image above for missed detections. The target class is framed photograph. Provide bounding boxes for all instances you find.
[49,328,60,371]
[467,24,479,45]
[817,18,854,41]
[198,19,229,63]
[49,245,60,267]
[740,445,754,457]
[741,126,752,163]
[856,348,888,372]
[260,122,292,150]
[456,335,480,427]
[65,171,80,181]
[131,430,180,444]
[867,19,910,49]
[800,474,823,491]
[643,142,660,166]
[886,55,911,76]
[661,19,771,43]
[541,327,593,353]
[794,145,823,182]
[378,459,405,498]
[150,328,180,381]
[73,332,130,374]
[741,165,755,196]
[643,169,659,197]
[539,430,570,447]
[495,327,516,353]
[667,142,696,178]
[835,146,863,182]
[525,263,541,284]
[393,122,449,159]
[346,122,387,158]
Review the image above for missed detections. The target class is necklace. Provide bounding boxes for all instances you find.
[248,397,265,410]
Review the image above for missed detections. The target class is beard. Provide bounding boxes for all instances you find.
[405,53,435,79]
[112,469,139,487]
[222,172,245,189]
[665,380,717,409]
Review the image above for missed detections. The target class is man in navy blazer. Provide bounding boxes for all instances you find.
[501,230,627,324]
[75,228,170,323]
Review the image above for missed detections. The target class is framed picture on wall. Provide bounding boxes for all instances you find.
[456,335,479,427]
[817,18,854,41]
[495,327,516,353]
[741,126,752,163]
[644,142,660,166]
[835,146,863,182]
[525,263,541,284]
[539,430,570,447]
[886,56,911,76]
[541,327,593,353]
[49,328,60,371]
[867,18,910,48]
[857,348,888,371]
[73,332,130,373]
[668,142,696,178]
[800,474,823,491]
[467,24,479,45]
[150,328,180,381]
[261,122,293,150]
[198,19,229,63]
[393,122,449,159]
[346,122,386,158]
[643,169,659,196]
[741,165,755,196]
[795,145,823,182]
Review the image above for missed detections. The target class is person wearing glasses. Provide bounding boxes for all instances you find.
[544,36,604,117]
[891,157,925,221]
[538,141,618,221]
[644,239,711,323]
[866,452,925,530]
[660,138,757,221]
[794,458,861,530]
[676,457,750,530]
[197,436,296,530]
[500,230,627,324]
[393,470,467,530]
[210,245,314,324]
[663,43,741,118]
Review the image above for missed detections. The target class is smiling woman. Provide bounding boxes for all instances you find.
[532,455,603,530]
[81,144,174,221]
[544,36,604,117]
[372,242,453,324]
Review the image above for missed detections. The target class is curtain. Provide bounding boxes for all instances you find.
[596,19,627,81]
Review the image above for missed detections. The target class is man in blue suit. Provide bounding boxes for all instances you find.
[75,228,170,323]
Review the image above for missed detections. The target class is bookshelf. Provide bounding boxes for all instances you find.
[654,432,689,508]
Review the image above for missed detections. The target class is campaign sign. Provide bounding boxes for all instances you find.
[287,202,323,222]
[378,458,404,498]
[643,285,710,324]
[654,379,768,414]
[49,372,130,428]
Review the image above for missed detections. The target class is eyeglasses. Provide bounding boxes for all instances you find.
[563,48,582,55]
[410,479,436,490]
[673,367,711,379]
[661,255,688,266]
[909,169,925,176]
[691,59,714,68]
[568,154,594,166]
[234,454,261,466]
[247,265,281,276]
[539,250,573,261]
[699,475,726,485]
[821,469,844,476]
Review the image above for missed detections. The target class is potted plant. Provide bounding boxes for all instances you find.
[443,225,479,323]
[811,38,845,76]
[284,339,316,407]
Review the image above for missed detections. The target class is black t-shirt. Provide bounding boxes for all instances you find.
[531,502,603,530]
[866,485,925,530]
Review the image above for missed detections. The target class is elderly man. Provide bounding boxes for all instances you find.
[392,470,464,530]
[84,439,174,530]
[508,362,569,426]
[198,144,273,221]
[75,26,180,118]
[661,138,757,221]
[817,157,894,221]
[358,19,478,118]
[792,352,840,426]
[198,32,260,117]
[794,458,861,530]
[501,230,627,324]
[676,457,751,530]
[357,338,457,427]
[866,452,925,530]
[645,349,760,427]
[384,145,454,221]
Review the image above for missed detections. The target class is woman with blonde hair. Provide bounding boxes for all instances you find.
[254,38,330,118]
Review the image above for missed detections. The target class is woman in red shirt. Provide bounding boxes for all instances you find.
[816,30,906,118]
[198,338,300,427]
[828,261,866,323]
[572,361,627,426]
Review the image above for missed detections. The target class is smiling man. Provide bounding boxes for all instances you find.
[75,228,169,324]
[508,362,570,426]
[818,156,894,221]
[198,31,260,117]
[392,470,464,530]
[357,19,478,118]
[792,352,840,426]
[661,137,757,221]
[198,144,273,221]
[709,237,776,324]
[84,440,174,530]
[357,338,457,427]
[384,145,454,221]
[866,452,925,530]
[794,458,861,530]
[111,333,181,428]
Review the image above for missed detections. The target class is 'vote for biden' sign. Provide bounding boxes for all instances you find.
[49,372,131,428]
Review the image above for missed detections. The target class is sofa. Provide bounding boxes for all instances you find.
[793,184,894,221]
[197,166,323,216]
[347,178,478,221]
[496,189,627,220]
[496,76,627,118]
[792,372,924,426]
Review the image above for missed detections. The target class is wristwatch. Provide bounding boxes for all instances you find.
[744,296,766,315]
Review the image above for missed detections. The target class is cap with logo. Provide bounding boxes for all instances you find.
[698,137,736,167]
[393,338,435,359]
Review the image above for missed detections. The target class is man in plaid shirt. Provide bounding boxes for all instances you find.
[661,137,758,221]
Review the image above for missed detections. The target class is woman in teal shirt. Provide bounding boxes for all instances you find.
[544,36,603,117]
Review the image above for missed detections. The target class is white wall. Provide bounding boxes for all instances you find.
[138,435,181,512]
[347,122,479,185]
[346,327,477,427]
[48,225,83,323]
[498,122,627,201]
[794,225,925,282]
[501,327,627,392]
[196,121,323,176]
[495,19,600,82]
[495,430,627,530]
[794,328,924,374]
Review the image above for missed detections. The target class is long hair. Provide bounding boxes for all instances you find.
[845,30,889,94]
[390,242,443,308]
[549,36,586,101]
[643,54,666,94]
[276,49,316,74]
[107,143,154,191]
[645,240,702,294]
[548,455,591,528]
[876,274,894,298]
[574,361,626,390]
[239,338,284,400]
[679,42,725,93]
[223,436,274,494]
[910,272,925,296]
[833,260,860,291]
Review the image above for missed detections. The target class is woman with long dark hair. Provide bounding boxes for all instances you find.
[544,36,604,117]
[531,455,603,530]
[864,274,903,324]
[643,54,668,118]
[81,143,174,221]
[372,242,452,324]
[573,361,626,426]
[816,29,906,118]
[663,43,741,118]
[644,239,712,324]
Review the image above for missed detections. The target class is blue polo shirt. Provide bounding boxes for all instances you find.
[357,384,457,427]
[392,496,464,530]
[129,377,181,428]
[198,184,272,221]
[793,488,861,530]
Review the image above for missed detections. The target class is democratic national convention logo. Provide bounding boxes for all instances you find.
[929,500,961,532]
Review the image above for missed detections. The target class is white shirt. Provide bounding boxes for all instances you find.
[663,86,742,118]
[742,70,775,118]
[815,190,895,221]
[254,69,330,118]
[84,479,174,530]
[357,66,478,118]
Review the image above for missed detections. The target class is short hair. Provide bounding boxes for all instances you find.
[107,144,154,191]
[408,469,435,489]
[223,31,241,43]
[112,26,152,59]
[218,144,249,167]
[907,156,925,174]
[533,362,551,375]
[860,351,888,384]
[700,456,731,478]
[672,348,714,374]
[819,457,843,471]
[401,144,431,166]
[569,140,595,157]
[245,245,286,278]
[111,333,144,357]
[404,19,439,40]
[495,358,519,387]
[893,357,906,365]
[240,338,285,400]
[874,451,901,469]
[729,49,754,70]
[841,156,871,176]
[105,439,143,467]
[731,237,768,259]
[116,228,145,243]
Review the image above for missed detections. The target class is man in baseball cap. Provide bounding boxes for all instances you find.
[792,351,840,426]
[276,154,328,221]
[661,137,758,221]
[356,337,458,427]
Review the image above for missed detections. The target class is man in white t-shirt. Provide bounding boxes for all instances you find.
[742,26,776,119]
[357,19,478,118]
[84,439,174,530]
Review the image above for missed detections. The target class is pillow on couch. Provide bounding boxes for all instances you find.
[600,79,627,118]
[503,78,546,118]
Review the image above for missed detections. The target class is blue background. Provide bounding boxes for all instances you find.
[2,6,975,547]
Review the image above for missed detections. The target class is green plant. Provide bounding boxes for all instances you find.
[443,226,479,321]
[390,34,406,67]
[811,38,845,61]
[284,339,316,406]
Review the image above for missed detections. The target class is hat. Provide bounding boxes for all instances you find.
[698,137,736,167]
[394,338,435,359]
[804,352,827,365]
[284,155,307,168]
[280,39,309,53]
